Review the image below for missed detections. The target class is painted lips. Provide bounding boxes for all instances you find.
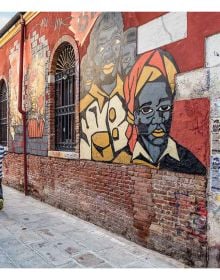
[103,63,114,74]
[85,80,92,86]
[152,129,165,137]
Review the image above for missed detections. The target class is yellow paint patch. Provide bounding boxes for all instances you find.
[112,128,119,140]
[109,108,116,122]
[135,66,161,96]
[92,131,110,148]
[91,132,114,161]
[133,159,159,169]
[113,151,132,164]
[80,94,95,113]
[163,56,178,94]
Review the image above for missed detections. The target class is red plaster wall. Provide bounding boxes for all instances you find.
[2,12,220,79]
[170,98,210,167]
[122,12,220,73]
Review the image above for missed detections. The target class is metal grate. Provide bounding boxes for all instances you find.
[56,44,75,73]
[0,80,7,146]
[55,44,76,151]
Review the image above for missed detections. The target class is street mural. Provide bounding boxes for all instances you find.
[69,12,100,46]
[24,34,46,138]
[79,12,206,175]
[9,45,22,140]
[26,56,45,138]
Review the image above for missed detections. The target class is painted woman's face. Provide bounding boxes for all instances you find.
[134,81,173,146]
[121,42,136,76]
[95,25,122,83]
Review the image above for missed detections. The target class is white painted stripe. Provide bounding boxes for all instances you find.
[137,12,187,54]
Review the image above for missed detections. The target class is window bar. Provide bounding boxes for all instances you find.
[55,44,75,151]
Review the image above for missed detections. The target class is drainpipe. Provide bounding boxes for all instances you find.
[18,14,28,196]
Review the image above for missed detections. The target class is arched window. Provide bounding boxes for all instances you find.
[0,79,7,146]
[55,43,76,151]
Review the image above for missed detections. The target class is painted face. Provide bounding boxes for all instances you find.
[94,25,122,83]
[83,66,93,92]
[121,42,136,76]
[134,81,173,146]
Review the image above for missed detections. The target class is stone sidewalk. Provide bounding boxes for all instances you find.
[0,185,186,268]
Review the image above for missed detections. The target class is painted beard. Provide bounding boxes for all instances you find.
[137,117,172,146]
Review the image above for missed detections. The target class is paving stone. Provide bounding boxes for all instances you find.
[97,247,139,267]
[123,261,156,268]
[64,229,94,242]
[94,262,113,268]
[37,228,66,241]
[5,222,30,233]
[0,218,17,228]
[58,260,82,268]
[124,244,152,258]
[53,239,87,257]
[24,218,65,230]
[75,233,116,252]
[14,213,46,224]
[7,246,40,264]
[0,242,35,262]
[14,229,45,244]
[141,255,181,268]
[0,262,17,268]
[19,255,53,268]
[0,186,186,268]
[0,253,17,268]
[142,250,186,268]
[49,222,81,234]
[73,252,106,267]
[30,242,71,266]
[0,237,22,250]
[0,228,14,241]
[0,212,10,220]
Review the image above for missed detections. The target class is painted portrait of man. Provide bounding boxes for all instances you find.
[121,49,206,175]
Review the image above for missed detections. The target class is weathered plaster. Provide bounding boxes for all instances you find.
[206,34,220,267]
[137,12,187,54]
[175,68,210,100]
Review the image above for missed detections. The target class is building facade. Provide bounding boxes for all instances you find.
[0,12,220,267]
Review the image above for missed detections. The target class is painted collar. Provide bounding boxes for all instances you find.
[132,137,180,164]
[89,74,123,110]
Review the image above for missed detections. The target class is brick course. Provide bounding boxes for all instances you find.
[3,153,207,267]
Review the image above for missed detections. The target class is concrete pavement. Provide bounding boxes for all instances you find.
[0,185,186,268]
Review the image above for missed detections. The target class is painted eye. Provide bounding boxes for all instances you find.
[141,106,153,115]
[158,105,171,112]
[99,46,104,53]
[115,39,121,45]
[123,56,130,63]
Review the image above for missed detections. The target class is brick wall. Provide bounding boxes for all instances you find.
[3,153,207,267]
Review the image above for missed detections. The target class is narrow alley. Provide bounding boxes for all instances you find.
[0,185,186,268]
